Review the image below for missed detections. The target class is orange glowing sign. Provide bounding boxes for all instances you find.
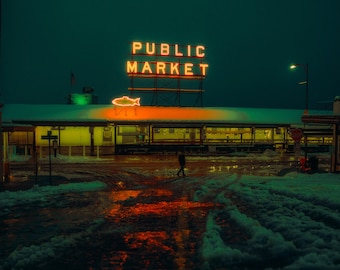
[127,41,209,77]
[112,96,141,107]
[131,42,206,57]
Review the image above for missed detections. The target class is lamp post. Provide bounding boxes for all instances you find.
[290,63,309,161]
[290,63,309,114]
[0,105,3,184]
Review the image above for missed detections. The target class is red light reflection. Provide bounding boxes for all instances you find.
[130,200,215,216]
[110,190,142,202]
[106,189,219,269]
[124,231,174,252]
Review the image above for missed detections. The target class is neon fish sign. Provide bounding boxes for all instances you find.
[127,41,209,77]
[112,96,141,107]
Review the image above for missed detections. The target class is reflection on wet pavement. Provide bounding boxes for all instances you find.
[97,183,219,269]
[1,153,331,269]
[1,172,219,269]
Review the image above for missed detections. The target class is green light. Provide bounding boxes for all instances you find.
[71,94,91,105]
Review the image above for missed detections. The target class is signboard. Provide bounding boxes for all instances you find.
[40,131,58,185]
[290,128,303,142]
[126,41,209,78]
[112,96,140,107]
[41,135,58,140]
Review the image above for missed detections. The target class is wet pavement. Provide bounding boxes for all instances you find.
[1,169,219,269]
[0,153,332,269]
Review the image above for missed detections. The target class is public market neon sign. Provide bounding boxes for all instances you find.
[126,41,209,77]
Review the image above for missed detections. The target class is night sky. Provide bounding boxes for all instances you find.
[1,0,340,109]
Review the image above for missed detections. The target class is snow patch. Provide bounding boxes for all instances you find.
[3,218,104,269]
[0,181,107,212]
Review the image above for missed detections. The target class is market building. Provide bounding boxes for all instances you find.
[0,41,337,175]
[1,104,332,159]
[302,97,340,172]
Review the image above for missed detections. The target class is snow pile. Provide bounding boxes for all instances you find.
[2,218,104,269]
[0,181,107,269]
[201,193,296,269]
[9,154,108,163]
[201,211,249,268]
[0,181,107,213]
[195,172,340,269]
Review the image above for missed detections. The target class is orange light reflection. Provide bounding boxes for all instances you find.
[124,231,174,252]
[106,191,219,269]
[110,190,142,202]
[140,188,173,197]
[130,200,216,216]
[96,106,224,121]
[104,251,128,270]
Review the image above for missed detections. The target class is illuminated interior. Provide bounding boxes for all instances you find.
[3,105,332,157]
[6,123,332,158]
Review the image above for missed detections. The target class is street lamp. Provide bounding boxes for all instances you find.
[290,63,309,114]
[290,63,309,161]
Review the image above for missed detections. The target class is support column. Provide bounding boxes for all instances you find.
[331,124,339,173]
[89,126,94,156]
[113,125,117,154]
[0,108,3,183]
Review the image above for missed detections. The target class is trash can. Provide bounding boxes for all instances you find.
[308,156,318,172]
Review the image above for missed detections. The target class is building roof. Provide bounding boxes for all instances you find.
[1,104,331,127]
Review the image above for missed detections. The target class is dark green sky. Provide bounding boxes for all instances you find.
[1,0,339,109]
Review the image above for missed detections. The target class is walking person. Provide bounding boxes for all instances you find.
[177,151,186,177]
[52,139,58,157]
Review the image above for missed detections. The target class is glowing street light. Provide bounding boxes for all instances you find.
[290,63,309,114]
[290,63,310,160]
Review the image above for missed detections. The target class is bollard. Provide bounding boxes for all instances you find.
[4,162,10,182]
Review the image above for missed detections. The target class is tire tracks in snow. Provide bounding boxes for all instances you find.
[225,180,340,267]
[196,173,340,269]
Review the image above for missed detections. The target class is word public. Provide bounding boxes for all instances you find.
[126,41,209,77]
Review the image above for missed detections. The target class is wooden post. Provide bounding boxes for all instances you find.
[0,107,3,183]
[331,124,338,173]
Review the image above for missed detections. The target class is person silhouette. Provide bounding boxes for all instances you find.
[177,151,186,177]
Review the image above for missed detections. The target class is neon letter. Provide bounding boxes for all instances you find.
[196,45,205,57]
[199,63,209,76]
[184,63,193,75]
[160,43,170,56]
[146,42,155,55]
[170,62,179,75]
[127,61,138,73]
[156,62,166,74]
[187,45,191,57]
[132,42,142,54]
[174,44,183,57]
[141,61,153,74]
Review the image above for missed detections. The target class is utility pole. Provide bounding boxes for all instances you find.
[0,106,3,184]
[0,0,3,184]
